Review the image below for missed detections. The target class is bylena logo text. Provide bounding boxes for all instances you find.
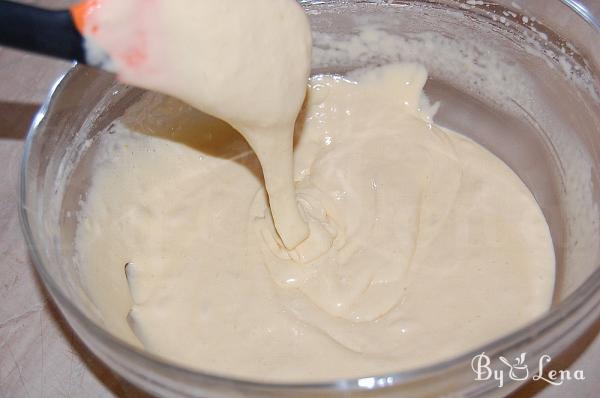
[471,352,585,388]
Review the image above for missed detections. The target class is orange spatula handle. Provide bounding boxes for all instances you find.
[70,0,100,34]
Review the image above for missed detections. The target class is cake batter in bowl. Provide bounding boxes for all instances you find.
[20,0,600,396]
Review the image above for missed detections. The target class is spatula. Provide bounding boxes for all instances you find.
[0,0,105,66]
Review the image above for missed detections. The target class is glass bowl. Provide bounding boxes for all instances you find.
[20,0,600,396]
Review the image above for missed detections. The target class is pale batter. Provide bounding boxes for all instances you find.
[74,0,555,382]
[75,62,555,380]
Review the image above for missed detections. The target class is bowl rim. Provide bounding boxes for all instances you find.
[18,0,600,394]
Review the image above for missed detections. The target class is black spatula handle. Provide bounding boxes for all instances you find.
[0,0,85,63]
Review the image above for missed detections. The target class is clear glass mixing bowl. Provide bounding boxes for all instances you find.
[20,0,600,396]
